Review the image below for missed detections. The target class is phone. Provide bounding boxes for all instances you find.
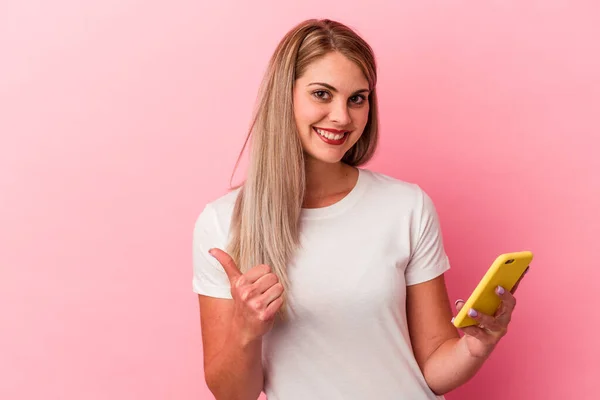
[452,251,533,328]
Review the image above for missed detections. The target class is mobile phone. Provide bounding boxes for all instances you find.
[452,251,533,328]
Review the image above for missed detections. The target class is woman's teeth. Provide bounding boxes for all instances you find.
[315,128,346,140]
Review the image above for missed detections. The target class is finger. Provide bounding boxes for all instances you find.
[454,299,465,312]
[253,272,280,294]
[467,308,503,333]
[256,282,284,309]
[459,325,488,341]
[242,264,273,285]
[259,296,284,322]
[209,248,241,283]
[494,286,516,325]
[234,266,272,301]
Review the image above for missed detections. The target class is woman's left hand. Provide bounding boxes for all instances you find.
[453,285,517,358]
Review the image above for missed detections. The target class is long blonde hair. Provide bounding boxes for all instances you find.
[226,19,379,318]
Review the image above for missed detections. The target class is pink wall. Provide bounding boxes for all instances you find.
[1,1,598,399]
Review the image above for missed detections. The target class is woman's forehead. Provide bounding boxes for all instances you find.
[298,53,369,91]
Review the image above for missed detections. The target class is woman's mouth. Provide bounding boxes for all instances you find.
[313,127,349,145]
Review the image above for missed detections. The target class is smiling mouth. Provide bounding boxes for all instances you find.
[313,127,350,145]
[313,127,349,141]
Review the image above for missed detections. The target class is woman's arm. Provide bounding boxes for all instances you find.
[406,274,515,395]
[200,248,285,400]
[199,295,264,400]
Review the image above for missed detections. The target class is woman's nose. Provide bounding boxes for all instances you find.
[329,101,351,126]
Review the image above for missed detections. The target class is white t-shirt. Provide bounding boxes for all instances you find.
[192,168,450,400]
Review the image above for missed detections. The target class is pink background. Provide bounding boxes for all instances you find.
[1,1,598,399]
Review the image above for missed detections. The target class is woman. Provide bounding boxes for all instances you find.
[192,19,517,399]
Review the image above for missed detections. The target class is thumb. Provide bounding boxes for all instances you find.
[209,248,241,283]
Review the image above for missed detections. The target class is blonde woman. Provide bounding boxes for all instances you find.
[192,19,517,400]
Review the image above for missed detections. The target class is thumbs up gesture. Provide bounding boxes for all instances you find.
[209,248,285,342]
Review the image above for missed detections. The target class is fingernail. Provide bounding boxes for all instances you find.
[451,317,455,323]
[208,249,215,257]
[497,286,505,295]
[454,299,464,306]
[468,308,478,318]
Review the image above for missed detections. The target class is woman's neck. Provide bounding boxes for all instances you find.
[303,159,358,208]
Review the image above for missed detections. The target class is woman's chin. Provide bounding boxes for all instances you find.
[303,150,346,165]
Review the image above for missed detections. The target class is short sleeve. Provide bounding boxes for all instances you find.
[405,187,451,286]
[192,204,233,299]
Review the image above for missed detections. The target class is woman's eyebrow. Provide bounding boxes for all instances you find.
[308,82,370,94]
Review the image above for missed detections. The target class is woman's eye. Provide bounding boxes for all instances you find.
[313,90,330,100]
[350,95,366,105]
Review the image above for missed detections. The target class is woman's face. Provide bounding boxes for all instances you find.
[293,51,371,164]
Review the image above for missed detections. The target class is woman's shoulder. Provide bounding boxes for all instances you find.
[194,187,241,235]
[204,186,241,214]
[360,167,426,200]
[359,168,443,228]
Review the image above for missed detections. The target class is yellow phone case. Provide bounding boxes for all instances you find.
[452,251,533,328]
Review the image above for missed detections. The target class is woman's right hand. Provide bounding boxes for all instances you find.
[209,248,285,342]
